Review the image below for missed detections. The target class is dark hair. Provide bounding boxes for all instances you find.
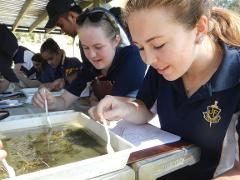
[40,38,60,54]
[61,5,82,19]
[32,53,45,64]
[109,7,131,40]
[125,0,240,47]
[109,7,124,28]
[70,5,82,14]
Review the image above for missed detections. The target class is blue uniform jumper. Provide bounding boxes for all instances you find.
[137,44,240,179]
[35,63,55,83]
[53,53,82,88]
[66,45,147,98]
[13,46,35,77]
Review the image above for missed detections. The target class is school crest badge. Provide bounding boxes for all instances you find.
[203,101,221,127]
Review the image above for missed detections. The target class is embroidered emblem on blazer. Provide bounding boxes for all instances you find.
[203,101,221,127]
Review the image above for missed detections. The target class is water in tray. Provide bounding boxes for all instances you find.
[0,125,107,178]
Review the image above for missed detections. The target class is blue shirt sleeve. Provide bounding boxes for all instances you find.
[37,64,55,83]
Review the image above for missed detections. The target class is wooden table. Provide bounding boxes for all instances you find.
[128,141,200,180]
[90,166,135,180]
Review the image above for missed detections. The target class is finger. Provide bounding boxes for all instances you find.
[104,108,122,121]
[44,90,54,102]
[37,91,46,104]
[88,106,96,120]
[0,150,7,160]
[32,96,44,108]
[96,95,113,123]
[90,106,104,123]
[40,88,56,105]
[39,88,49,99]
[32,93,45,108]
[0,141,7,160]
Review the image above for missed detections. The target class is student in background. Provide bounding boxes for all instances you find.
[40,38,82,91]
[44,0,131,63]
[89,0,240,179]
[16,53,55,88]
[0,24,35,85]
[45,0,82,38]
[32,53,55,84]
[32,8,146,110]
[0,24,19,92]
[13,45,35,79]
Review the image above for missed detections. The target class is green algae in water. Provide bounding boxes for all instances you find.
[0,126,107,178]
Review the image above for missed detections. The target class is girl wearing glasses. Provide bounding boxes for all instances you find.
[89,0,240,179]
[32,9,146,110]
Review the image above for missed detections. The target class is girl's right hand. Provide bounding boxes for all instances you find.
[32,88,56,109]
[88,95,134,123]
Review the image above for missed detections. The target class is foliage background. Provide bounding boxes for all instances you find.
[214,0,240,11]
[12,0,240,59]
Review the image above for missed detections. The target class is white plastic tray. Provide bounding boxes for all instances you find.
[0,111,133,179]
[21,88,64,104]
[21,88,64,97]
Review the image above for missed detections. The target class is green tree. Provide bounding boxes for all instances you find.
[228,0,240,11]
[213,0,240,11]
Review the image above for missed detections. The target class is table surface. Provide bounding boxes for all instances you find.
[5,97,91,116]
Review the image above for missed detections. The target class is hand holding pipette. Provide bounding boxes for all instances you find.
[32,88,65,110]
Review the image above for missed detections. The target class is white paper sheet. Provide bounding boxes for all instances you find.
[110,118,181,151]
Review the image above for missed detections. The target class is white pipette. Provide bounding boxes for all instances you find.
[43,89,52,128]
[102,118,114,154]
[2,158,16,178]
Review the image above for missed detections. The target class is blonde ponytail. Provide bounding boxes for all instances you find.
[209,7,240,47]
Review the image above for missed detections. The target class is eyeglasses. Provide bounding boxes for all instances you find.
[76,10,119,32]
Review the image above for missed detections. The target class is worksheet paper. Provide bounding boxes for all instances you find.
[110,117,181,151]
